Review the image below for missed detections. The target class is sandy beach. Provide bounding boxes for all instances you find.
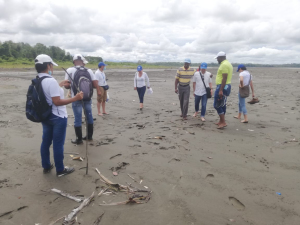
[0,67,299,225]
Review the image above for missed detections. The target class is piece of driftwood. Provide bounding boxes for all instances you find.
[109,154,122,160]
[51,189,84,203]
[63,192,95,225]
[92,212,105,225]
[48,216,64,225]
[127,174,137,182]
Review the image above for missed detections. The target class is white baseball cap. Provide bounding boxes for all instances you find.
[73,54,88,64]
[35,54,58,66]
[214,51,226,59]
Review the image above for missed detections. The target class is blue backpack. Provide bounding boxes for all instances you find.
[26,76,52,122]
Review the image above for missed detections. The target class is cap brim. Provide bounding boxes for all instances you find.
[83,60,88,64]
[52,61,58,66]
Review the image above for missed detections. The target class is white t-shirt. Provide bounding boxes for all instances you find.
[64,66,96,97]
[192,71,212,96]
[134,72,150,88]
[239,70,252,86]
[94,69,107,86]
[39,73,68,118]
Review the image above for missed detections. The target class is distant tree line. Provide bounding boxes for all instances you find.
[0,41,299,68]
[0,41,103,63]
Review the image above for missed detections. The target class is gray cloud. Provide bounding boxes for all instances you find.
[1,0,300,63]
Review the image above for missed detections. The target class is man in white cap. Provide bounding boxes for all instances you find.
[175,58,195,120]
[64,54,101,144]
[214,51,233,129]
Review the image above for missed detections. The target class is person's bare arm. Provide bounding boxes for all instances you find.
[52,92,83,106]
[92,80,102,95]
[239,76,244,87]
[193,82,196,96]
[219,73,228,97]
[250,80,254,97]
[175,79,179,93]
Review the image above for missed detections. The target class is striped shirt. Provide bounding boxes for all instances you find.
[176,67,195,86]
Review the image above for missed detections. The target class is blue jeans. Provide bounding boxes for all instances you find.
[238,92,247,115]
[137,86,146,103]
[72,100,93,127]
[214,84,231,115]
[41,113,67,173]
[195,94,207,117]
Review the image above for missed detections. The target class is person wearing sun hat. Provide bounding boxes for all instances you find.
[175,58,195,120]
[134,65,150,110]
[35,54,83,177]
[214,51,233,129]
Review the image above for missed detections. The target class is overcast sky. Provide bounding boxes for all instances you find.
[1,0,300,64]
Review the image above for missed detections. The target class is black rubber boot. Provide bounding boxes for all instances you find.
[71,126,83,145]
[82,124,93,141]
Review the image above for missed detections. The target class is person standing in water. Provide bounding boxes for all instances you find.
[134,65,150,110]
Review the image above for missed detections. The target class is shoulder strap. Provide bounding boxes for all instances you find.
[200,72,208,89]
[135,72,138,87]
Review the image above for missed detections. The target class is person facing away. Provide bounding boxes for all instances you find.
[95,62,109,116]
[175,58,195,120]
[192,62,213,121]
[35,54,83,177]
[134,65,150,110]
[64,54,101,144]
[213,51,233,129]
[234,64,255,123]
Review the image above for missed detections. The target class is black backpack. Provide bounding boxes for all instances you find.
[72,67,93,101]
[26,76,52,122]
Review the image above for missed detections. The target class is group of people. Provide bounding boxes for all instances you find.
[174,51,255,129]
[32,51,254,177]
[34,54,110,177]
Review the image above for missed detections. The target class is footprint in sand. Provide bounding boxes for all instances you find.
[205,174,214,178]
[229,197,245,211]
[200,160,210,165]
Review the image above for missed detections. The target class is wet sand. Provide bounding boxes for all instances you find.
[0,67,299,225]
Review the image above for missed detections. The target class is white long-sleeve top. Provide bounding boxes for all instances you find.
[134,72,150,88]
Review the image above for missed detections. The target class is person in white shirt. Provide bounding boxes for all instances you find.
[34,54,83,177]
[192,62,213,121]
[64,54,101,144]
[94,62,109,116]
[134,65,150,110]
[234,64,255,123]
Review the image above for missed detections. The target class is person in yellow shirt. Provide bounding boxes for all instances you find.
[175,59,195,120]
[213,52,233,129]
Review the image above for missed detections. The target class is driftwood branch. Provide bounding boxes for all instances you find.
[63,191,95,224]
[51,188,84,203]
[92,212,105,225]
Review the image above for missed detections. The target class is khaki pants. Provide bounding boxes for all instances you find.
[97,86,107,103]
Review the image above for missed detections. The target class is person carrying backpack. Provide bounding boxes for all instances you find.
[64,54,101,144]
[31,54,83,176]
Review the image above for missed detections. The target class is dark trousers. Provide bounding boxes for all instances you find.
[178,85,190,117]
[41,113,67,173]
[137,86,146,103]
